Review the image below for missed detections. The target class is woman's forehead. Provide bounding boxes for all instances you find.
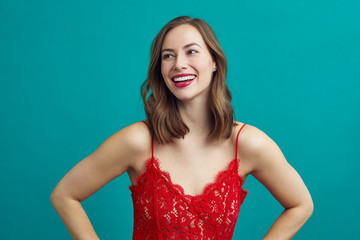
[162,24,205,50]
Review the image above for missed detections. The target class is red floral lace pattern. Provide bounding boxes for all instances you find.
[129,157,248,240]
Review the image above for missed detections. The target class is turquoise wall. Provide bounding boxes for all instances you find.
[1,0,359,239]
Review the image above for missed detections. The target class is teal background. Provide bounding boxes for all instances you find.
[1,0,359,239]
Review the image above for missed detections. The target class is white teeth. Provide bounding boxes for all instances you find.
[173,75,196,82]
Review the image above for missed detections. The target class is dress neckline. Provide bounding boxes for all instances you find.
[129,156,246,201]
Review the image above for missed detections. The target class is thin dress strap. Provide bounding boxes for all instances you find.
[142,120,154,158]
[235,124,246,159]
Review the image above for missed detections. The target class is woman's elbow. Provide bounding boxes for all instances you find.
[50,186,62,206]
[50,184,72,207]
[301,197,314,220]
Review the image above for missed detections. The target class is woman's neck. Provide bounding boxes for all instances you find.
[177,97,212,140]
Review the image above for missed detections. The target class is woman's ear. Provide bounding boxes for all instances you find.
[213,63,217,72]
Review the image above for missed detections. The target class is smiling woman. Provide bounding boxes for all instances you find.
[51,16,313,240]
[142,17,233,145]
[161,25,217,101]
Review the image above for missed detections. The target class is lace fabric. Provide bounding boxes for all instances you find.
[128,122,247,239]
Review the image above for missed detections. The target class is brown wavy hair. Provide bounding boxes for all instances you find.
[141,16,235,144]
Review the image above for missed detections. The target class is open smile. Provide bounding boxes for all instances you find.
[171,74,197,88]
[172,74,197,82]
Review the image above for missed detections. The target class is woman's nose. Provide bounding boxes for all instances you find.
[173,55,187,70]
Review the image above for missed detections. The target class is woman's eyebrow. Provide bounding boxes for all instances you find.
[162,42,202,53]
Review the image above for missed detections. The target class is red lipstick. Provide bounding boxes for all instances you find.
[171,73,196,88]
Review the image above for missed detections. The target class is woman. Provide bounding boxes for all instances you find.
[51,16,313,239]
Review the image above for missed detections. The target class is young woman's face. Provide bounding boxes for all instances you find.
[161,24,217,102]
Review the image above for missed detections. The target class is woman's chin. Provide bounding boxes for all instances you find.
[174,95,193,102]
[173,92,209,104]
[169,84,211,103]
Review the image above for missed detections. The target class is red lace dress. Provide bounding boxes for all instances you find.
[129,122,248,239]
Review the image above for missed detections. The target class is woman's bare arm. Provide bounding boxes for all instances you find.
[239,125,314,240]
[50,122,150,240]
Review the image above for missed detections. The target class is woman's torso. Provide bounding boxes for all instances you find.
[127,121,249,239]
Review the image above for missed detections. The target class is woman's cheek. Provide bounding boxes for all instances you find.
[161,62,172,77]
[193,58,211,70]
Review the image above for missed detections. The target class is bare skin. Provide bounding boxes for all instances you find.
[51,24,313,240]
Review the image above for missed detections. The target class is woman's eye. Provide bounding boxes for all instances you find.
[163,54,173,59]
[188,49,198,54]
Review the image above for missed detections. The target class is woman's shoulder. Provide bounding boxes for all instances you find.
[234,121,268,143]
[234,121,283,174]
[111,121,152,157]
[234,121,274,159]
